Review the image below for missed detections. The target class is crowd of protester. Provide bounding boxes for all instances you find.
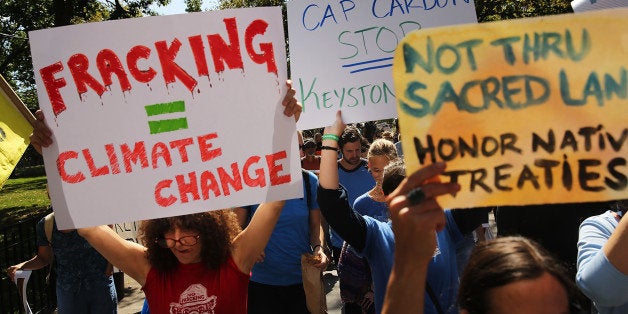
[9,94,627,313]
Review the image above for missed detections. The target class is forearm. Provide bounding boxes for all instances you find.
[317,186,367,251]
[8,252,51,282]
[315,225,325,248]
[383,260,429,314]
[13,255,49,271]
[318,138,339,189]
[233,200,285,272]
[309,214,324,248]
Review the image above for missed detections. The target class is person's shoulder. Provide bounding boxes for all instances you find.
[580,210,617,230]
[363,215,390,229]
[303,169,319,185]
[303,169,317,177]
[35,217,46,237]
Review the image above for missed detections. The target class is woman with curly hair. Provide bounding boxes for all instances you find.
[79,203,285,313]
[29,82,302,314]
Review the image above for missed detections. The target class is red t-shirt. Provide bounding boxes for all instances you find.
[301,156,321,171]
[143,257,249,314]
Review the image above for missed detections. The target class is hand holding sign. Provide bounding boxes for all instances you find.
[29,8,302,228]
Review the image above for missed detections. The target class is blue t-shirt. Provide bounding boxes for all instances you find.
[353,193,388,222]
[362,210,463,314]
[330,160,375,248]
[250,170,319,285]
[36,217,114,293]
[577,210,628,314]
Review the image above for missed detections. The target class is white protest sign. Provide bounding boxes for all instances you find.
[572,0,628,12]
[29,7,302,229]
[287,0,478,130]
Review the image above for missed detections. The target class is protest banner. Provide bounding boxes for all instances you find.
[29,7,302,229]
[393,9,628,209]
[0,75,34,188]
[287,0,478,130]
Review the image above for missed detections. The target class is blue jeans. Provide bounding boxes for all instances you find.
[56,281,117,314]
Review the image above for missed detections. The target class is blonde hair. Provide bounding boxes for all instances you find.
[367,138,398,162]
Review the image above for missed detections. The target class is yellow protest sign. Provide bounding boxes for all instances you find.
[0,76,34,188]
[393,9,627,208]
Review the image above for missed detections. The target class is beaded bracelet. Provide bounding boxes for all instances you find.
[321,134,340,141]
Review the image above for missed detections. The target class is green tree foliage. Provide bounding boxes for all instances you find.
[185,0,203,12]
[217,0,283,9]
[475,0,573,22]
[0,0,169,109]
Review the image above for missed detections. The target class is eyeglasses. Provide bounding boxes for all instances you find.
[155,235,200,248]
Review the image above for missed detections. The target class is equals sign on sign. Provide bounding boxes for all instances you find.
[145,101,188,134]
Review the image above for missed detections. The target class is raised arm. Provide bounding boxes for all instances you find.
[603,210,628,275]
[230,80,301,273]
[78,226,151,286]
[318,110,345,191]
[317,110,368,250]
[383,162,460,314]
[577,208,628,306]
[231,200,286,273]
[29,110,53,154]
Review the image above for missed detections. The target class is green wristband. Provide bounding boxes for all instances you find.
[322,134,339,141]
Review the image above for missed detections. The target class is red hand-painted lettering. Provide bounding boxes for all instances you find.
[155,38,197,92]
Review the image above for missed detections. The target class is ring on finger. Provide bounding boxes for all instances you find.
[406,187,426,206]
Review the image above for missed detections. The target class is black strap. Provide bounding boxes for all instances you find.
[426,282,445,314]
[302,170,312,209]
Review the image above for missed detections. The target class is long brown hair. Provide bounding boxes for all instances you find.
[458,236,584,313]
[140,210,241,272]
